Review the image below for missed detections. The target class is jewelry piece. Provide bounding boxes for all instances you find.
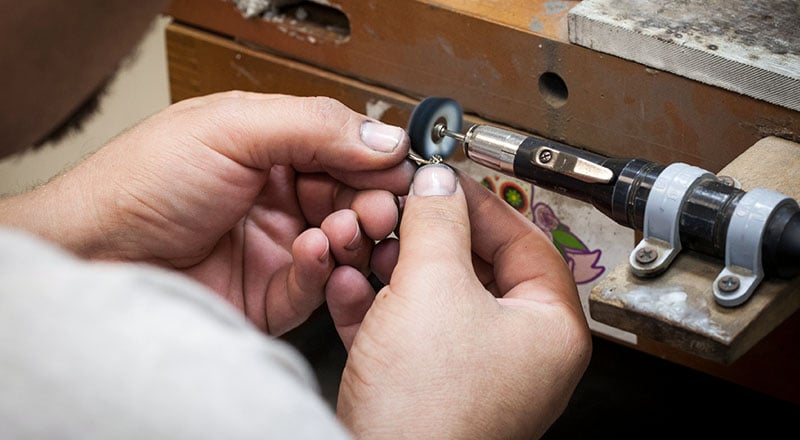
[407,151,444,166]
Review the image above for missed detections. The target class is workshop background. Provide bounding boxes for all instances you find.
[1,9,797,438]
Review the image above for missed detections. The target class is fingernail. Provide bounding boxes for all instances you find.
[345,221,362,251]
[318,236,331,263]
[411,164,457,197]
[361,121,404,152]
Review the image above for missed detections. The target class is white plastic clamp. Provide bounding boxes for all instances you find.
[630,163,714,277]
[713,189,796,307]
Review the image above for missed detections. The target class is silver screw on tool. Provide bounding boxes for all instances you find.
[717,275,740,292]
[635,246,658,265]
[718,176,735,187]
[539,149,553,164]
[717,175,742,189]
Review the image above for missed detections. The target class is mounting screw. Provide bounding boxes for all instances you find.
[538,149,553,164]
[717,275,740,292]
[718,175,734,186]
[635,246,658,265]
[717,175,741,189]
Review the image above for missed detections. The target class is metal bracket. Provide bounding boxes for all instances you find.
[630,163,714,277]
[713,189,796,307]
[530,146,614,184]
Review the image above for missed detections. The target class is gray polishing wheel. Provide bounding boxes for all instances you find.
[407,97,463,160]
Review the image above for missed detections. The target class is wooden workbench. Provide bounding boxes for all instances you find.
[590,137,800,403]
[164,0,800,403]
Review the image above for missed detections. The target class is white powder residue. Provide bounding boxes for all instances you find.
[366,100,393,121]
[230,0,332,18]
[231,0,301,18]
[602,287,728,340]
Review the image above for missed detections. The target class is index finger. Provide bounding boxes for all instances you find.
[169,92,413,180]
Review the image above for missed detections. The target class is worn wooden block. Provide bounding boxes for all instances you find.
[569,0,800,111]
[166,0,800,172]
[590,136,800,366]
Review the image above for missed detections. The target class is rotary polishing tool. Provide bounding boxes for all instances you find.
[407,97,800,307]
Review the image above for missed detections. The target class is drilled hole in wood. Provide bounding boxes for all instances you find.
[538,72,568,108]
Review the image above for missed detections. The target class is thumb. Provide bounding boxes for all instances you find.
[392,165,474,295]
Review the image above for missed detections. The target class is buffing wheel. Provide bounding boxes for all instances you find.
[407,97,463,160]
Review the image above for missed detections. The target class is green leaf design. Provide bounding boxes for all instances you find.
[551,229,587,251]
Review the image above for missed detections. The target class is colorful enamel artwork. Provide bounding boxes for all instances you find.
[481,174,605,285]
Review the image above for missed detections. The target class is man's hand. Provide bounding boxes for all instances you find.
[0,92,415,335]
[327,165,592,439]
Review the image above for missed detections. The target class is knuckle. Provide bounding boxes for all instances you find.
[403,204,469,240]
[302,96,349,121]
[412,203,467,228]
[215,90,252,101]
[300,96,361,138]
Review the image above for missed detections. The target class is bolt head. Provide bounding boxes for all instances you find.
[538,149,553,164]
[635,246,658,265]
[718,176,734,186]
[716,175,742,189]
[718,275,740,292]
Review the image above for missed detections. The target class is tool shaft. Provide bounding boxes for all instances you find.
[450,124,800,278]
